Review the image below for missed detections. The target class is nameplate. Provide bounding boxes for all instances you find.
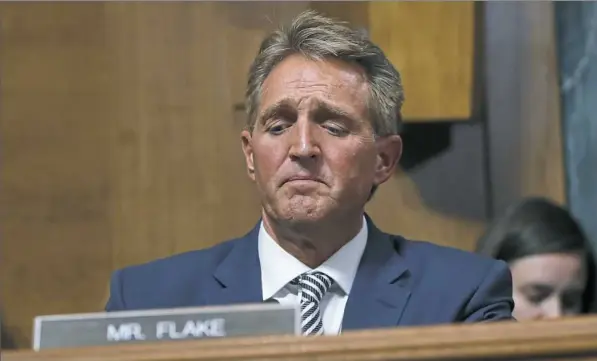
[33,303,299,350]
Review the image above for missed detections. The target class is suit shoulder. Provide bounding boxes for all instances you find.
[116,237,243,279]
[394,235,505,276]
[106,237,249,311]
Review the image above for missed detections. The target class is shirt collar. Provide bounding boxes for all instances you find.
[258,216,368,300]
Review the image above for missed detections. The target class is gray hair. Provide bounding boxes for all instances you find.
[245,10,405,136]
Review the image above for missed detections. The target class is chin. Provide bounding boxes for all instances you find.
[279,197,329,223]
[284,211,322,223]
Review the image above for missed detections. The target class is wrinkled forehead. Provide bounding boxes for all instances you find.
[259,55,370,118]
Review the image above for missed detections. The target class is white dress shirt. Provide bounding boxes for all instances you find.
[258,217,368,335]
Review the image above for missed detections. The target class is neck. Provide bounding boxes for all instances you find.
[262,210,364,268]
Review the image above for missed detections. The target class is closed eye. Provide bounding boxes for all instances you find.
[267,121,292,135]
[522,284,553,304]
[322,123,349,137]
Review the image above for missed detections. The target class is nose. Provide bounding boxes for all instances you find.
[288,117,321,160]
[541,298,563,319]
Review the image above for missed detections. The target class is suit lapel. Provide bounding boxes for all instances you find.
[204,217,412,330]
[206,222,264,306]
[342,217,412,331]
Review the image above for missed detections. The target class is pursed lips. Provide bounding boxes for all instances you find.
[283,175,325,185]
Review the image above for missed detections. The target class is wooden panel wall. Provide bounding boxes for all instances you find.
[312,2,476,121]
[368,2,476,120]
[1,3,116,348]
[102,2,275,271]
[484,2,566,215]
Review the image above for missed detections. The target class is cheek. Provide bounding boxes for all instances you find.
[328,148,375,183]
[512,292,539,320]
[330,141,376,169]
[253,148,283,183]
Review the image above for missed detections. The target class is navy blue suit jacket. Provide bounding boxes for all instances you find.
[105,218,514,330]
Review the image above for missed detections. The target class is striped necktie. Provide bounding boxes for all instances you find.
[292,271,334,335]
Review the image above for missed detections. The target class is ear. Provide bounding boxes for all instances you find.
[373,135,403,186]
[240,129,256,182]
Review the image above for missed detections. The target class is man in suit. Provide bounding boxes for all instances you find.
[105,10,514,334]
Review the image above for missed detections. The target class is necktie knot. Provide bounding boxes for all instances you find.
[291,271,334,335]
[293,271,334,305]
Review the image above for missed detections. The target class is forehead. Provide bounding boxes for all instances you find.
[510,253,586,288]
[260,54,369,114]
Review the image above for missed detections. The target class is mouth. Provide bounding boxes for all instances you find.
[283,175,325,185]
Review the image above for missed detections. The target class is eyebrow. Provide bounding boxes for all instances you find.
[258,98,360,125]
[521,283,554,294]
[312,101,359,124]
[258,99,295,125]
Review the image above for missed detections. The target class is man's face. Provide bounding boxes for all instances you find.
[241,54,402,225]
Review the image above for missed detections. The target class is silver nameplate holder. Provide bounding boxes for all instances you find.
[33,302,300,350]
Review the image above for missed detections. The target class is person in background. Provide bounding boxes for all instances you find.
[476,197,596,320]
